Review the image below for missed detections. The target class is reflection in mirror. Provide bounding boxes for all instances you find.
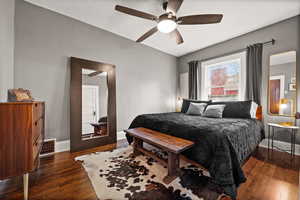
[81,68,108,140]
[269,51,296,116]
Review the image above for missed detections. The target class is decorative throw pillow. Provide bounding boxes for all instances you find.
[210,100,252,118]
[181,99,212,113]
[202,104,226,118]
[186,103,207,115]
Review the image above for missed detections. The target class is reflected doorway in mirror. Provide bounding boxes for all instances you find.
[268,51,296,117]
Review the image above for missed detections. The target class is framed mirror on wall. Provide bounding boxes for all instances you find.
[268,51,297,117]
[70,57,116,152]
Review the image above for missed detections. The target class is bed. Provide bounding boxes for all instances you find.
[126,106,264,199]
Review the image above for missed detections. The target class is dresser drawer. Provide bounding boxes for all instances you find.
[0,101,45,179]
[32,118,43,141]
[33,102,44,122]
[32,135,43,161]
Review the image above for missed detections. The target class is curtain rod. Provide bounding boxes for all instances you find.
[198,38,275,63]
[263,38,275,45]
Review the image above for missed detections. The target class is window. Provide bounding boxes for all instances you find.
[201,52,246,101]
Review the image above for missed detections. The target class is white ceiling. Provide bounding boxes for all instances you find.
[24,0,300,57]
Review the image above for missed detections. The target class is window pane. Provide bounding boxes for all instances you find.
[206,59,240,101]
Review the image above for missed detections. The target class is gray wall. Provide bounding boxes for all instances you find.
[178,15,300,144]
[0,0,14,102]
[14,0,177,141]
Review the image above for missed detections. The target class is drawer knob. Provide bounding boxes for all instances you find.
[35,122,38,126]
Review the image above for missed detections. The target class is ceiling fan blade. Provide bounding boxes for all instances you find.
[169,29,184,45]
[136,27,158,43]
[115,5,157,21]
[167,0,183,14]
[178,14,223,25]
[88,71,102,77]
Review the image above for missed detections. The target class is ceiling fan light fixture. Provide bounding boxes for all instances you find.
[115,1,223,44]
[157,19,177,33]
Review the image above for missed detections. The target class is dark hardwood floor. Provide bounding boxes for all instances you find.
[0,140,299,200]
[238,147,299,200]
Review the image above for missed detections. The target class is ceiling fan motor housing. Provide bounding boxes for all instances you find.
[159,13,176,22]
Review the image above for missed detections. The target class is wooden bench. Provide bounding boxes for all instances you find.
[124,127,194,184]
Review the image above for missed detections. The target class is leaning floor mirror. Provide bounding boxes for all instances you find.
[268,51,297,117]
[70,57,116,152]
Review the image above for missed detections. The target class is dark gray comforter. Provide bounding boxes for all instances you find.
[127,112,265,199]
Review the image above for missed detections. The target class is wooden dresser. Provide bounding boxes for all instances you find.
[0,101,45,200]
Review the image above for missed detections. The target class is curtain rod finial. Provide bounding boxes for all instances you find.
[271,39,275,45]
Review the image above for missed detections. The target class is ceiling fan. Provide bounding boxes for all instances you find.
[115,0,223,45]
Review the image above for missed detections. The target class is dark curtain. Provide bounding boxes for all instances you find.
[245,43,263,105]
[188,61,198,99]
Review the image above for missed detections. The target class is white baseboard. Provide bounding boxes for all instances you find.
[56,140,70,153]
[54,131,125,153]
[259,139,300,156]
[117,131,127,140]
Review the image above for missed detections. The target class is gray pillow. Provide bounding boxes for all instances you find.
[181,99,212,113]
[186,103,207,115]
[202,104,226,118]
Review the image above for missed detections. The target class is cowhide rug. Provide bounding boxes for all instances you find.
[75,146,231,200]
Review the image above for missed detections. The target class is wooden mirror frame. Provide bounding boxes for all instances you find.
[70,57,116,152]
[267,50,297,117]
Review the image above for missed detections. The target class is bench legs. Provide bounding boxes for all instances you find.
[133,137,143,156]
[163,152,179,184]
[132,137,180,184]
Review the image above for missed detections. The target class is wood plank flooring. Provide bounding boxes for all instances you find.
[0,140,299,200]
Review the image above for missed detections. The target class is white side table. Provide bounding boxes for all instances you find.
[267,123,298,157]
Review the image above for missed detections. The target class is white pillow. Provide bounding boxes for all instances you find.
[250,101,258,118]
[186,103,207,115]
